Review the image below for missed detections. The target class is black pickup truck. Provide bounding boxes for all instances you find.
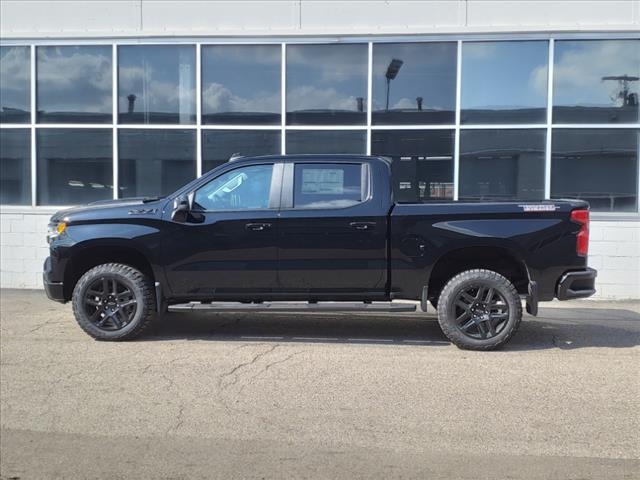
[43,155,596,350]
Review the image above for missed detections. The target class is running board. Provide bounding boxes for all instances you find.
[168,301,417,313]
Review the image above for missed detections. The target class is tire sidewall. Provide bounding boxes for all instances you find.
[72,265,149,340]
[438,270,522,350]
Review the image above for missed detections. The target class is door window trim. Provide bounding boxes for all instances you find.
[191,162,283,212]
[281,161,371,210]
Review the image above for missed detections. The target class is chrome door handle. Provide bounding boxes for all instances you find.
[245,222,271,231]
[349,221,376,231]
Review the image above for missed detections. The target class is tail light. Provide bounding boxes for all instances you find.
[570,209,589,257]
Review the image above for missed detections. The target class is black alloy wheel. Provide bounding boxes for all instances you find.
[452,284,510,340]
[83,275,138,331]
[436,269,522,350]
[72,263,156,341]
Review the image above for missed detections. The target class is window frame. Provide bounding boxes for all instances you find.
[280,161,371,211]
[192,161,283,213]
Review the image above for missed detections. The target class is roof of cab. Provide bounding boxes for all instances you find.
[228,154,391,165]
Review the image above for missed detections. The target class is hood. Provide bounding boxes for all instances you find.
[49,197,165,223]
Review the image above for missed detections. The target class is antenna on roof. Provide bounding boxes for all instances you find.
[229,153,244,162]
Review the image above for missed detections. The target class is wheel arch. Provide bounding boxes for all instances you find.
[63,242,157,301]
[427,246,530,302]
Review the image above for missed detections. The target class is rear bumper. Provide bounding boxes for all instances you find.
[556,268,597,300]
[43,257,66,303]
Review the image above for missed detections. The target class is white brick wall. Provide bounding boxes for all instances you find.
[0,211,51,289]
[588,220,640,300]
[1,211,639,299]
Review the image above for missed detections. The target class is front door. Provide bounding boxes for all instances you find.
[276,161,387,299]
[164,162,280,299]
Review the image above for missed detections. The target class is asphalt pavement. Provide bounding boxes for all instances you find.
[1,289,639,479]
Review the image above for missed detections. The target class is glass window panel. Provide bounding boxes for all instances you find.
[286,44,367,125]
[286,130,366,155]
[372,42,456,125]
[118,45,195,124]
[202,130,280,174]
[551,129,638,212]
[461,41,548,124]
[459,129,546,201]
[194,164,274,211]
[553,40,640,124]
[202,45,280,125]
[0,129,31,205]
[371,130,454,202]
[0,46,30,123]
[37,46,112,123]
[118,129,196,198]
[37,129,112,205]
[294,163,362,209]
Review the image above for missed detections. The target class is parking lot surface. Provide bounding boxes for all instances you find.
[1,289,639,479]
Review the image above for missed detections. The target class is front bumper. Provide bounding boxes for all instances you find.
[556,267,597,300]
[43,257,66,303]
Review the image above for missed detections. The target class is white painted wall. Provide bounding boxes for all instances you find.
[1,211,638,300]
[1,0,639,39]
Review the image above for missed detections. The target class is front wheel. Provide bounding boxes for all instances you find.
[437,269,522,351]
[72,263,157,341]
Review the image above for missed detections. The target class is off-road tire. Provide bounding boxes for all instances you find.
[437,269,522,351]
[72,263,156,341]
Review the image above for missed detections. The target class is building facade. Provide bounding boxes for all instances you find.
[1,0,639,298]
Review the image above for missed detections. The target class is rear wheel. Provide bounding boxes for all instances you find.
[72,263,156,341]
[437,269,522,350]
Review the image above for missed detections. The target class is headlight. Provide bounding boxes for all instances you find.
[47,221,67,243]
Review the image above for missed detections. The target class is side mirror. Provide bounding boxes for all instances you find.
[171,193,192,223]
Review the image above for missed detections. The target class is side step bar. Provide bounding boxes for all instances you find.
[168,301,417,313]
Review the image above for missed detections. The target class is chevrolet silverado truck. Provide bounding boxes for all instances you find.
[43,155,597,350]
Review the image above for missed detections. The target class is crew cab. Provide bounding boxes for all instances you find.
[43,155,597,350]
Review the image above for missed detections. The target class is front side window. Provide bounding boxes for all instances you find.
[293,163,363,209]
[194,164,274,211]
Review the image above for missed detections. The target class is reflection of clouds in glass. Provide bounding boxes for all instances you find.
[205,45,280,66]
[554,40,640,106]
[0,46,30,108]
[202,82,278,113]
[118,65,195,113]
[462,41,547,109]
[37,46,111,113]
[372,42,456,113]
[287,85,361,111]
[462,43,498,60]
[287,44,367,85]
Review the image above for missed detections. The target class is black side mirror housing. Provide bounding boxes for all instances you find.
[171,194,192,223]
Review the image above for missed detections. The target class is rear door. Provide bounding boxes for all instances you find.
[276,160,387,299]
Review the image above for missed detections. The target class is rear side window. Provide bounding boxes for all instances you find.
[293,163,364,209]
